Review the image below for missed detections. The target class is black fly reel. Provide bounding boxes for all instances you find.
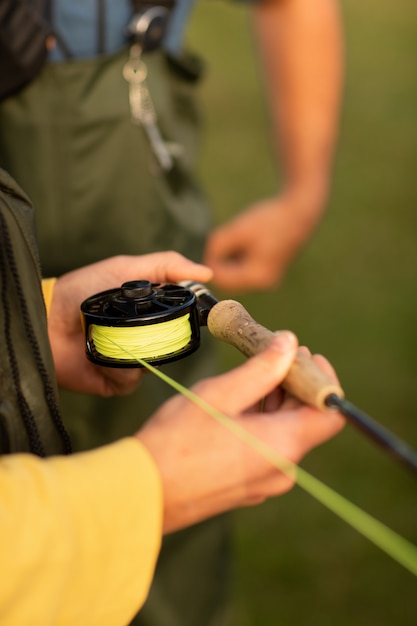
[80,280,200,367]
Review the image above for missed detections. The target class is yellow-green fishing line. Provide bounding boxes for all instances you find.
[91,313,192,360]
[107,337,417,577]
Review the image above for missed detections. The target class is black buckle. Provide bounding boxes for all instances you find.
[127,6,170,52]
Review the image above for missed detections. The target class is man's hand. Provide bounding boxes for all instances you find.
[136,332,345,533]
[47,252,213,396]
[204,192,323,293]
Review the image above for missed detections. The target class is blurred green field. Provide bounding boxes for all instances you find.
[188,1,417,625]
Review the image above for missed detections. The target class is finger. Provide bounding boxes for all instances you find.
[208,255,274,292]
[204,226,234,259]
[277,352,341,411]
[243,405,345,468]
[250,387,285,413]
[297,348,339,385]
[101,368,143,397]
[193,331,298,415]
[204,224,252,267]
[280,346,312,408]
[291,405,346,453]
[310,353,340,383]
[117,252,214,285]
[209,261,259,293]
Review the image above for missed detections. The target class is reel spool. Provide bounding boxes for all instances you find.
[80,280,200,368]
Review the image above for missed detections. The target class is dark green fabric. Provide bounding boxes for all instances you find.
[0,48,211,271]
[0,168,70,456]
[0,49,232,625]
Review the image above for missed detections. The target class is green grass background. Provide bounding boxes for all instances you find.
[187,1,417,624]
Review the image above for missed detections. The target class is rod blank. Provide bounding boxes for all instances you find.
[326,394,417,476]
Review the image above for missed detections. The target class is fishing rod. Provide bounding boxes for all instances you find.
[81,279,417,477]
[182,280,417,477]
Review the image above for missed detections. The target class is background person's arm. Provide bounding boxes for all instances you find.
[204,0,344,292]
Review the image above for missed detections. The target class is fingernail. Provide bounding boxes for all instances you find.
[271,330,297,352]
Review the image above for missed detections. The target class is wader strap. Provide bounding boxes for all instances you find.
[45,0,110,59]
[97,0,106,56]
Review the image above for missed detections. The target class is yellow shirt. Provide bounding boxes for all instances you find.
[41,277,57,314]
[0,280,163,624]
[0,438,163,626]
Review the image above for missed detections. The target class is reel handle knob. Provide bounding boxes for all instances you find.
[207,299,344,411]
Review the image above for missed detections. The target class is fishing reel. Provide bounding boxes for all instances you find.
[80,280,201,368]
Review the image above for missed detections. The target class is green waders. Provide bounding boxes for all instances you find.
[0,168,71,456]
[0,49,232,626]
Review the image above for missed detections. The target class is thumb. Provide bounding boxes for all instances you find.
[204,223,238,258]
[195,331,298,414]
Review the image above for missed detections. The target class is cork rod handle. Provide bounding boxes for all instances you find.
[207,300,344,411]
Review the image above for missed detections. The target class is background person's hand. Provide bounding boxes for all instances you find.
[136,332,345,533]
[204,193,324,293]
[47,252,213,396]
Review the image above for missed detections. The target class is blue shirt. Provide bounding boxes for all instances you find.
[47,0,196,61]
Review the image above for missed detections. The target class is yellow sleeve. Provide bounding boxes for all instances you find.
[0,438,163,626]
[41,277,57,316]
